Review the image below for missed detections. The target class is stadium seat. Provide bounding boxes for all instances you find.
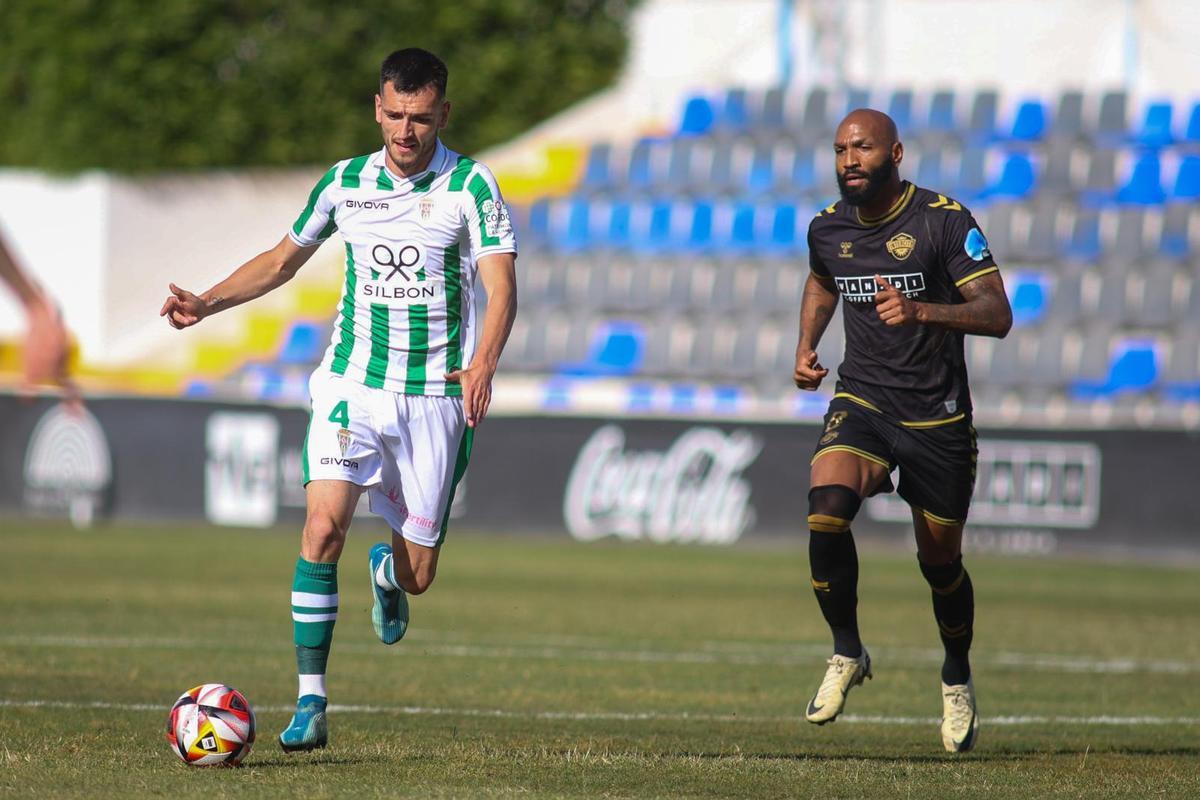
[686,200,714,251]
[746,145,776,191]
[1053,90,1085,141]
[1172,155,1200,201]
[760,86,785,129]
[768,203,798,252]
[526,198,551,241]
[967,90,998,140]
[1008,271,1048,326]
[581,144,613,190]
[844,87,870,116]
[799,87,831,139]
[720,88,750,132]
[1096,91,1128,142]
[678,95,715,137]
[1114,153,1166,205]
[978,152,1036,200]
[1064,210,1102,261]
[927,90,957,133]
[277,321,324,365]
[1071,339,1160,398]
[1133,102,1174,148]
[1185,102,1200,144]
[887,89,915,133]
[1008,100,1046,141]
[1158,203,1193,260]
[557,319,646,377]
[563,197,592,250]
[627,139,655,189]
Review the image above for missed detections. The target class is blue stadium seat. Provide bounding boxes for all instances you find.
[1064,211,1102,261]
[1133,102,1173,147]
[627,139,654,189]
[769,203,797,252]
[927,90,956,133]
[844,87,870,115]
[1172,155,1200,201]
[791,146,817,191]
[1115,152,1166,205]
[887,90,914,133]
[607,199,632,248]
[686,200,714,251]
[729,202,756,252]
[978,152,1036,200]
[967,90,998,141]
[1096,91,1128,143]
[278,321,323,365]
[1159,203,1193,259]
[1009,100,1046,141]
[1071,339,1160,398]
[720,88,749,131]
[526,198,550,241]
[581,144,612,190]
[644,200,673,251]
[558,320,646,377]
[915,150,946,187]
[746,146,776,192]
[1009,271,1048,326]
[1185,102,1200,144]
[678,95,715,137]
[563,197,592,250]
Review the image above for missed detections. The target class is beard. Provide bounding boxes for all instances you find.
[837,159,896,206]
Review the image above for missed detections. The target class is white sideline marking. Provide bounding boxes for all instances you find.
[1,699,1196,727]
[1,633,1196,676]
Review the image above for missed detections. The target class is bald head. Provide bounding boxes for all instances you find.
[836,108,900,148]
[832,108,904,209]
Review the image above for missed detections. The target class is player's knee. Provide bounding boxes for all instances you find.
[807,484,862,534]
[302,513,348,556]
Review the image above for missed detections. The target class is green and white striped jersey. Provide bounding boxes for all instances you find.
[289,142,517,396]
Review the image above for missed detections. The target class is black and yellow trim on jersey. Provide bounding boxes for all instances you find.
[811,445,891,469]
[954,265,1000,287]
[927,193,963,211]
[834,392,965,428]
[856,182,916,227]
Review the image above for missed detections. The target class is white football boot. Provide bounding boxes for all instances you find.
[805,649,872,724]
[941,679,980,752]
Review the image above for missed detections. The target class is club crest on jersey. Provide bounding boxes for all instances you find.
[419,198,434,221]
[482,199,512,239]
[886,232,917,261]
[337,428,352,456]
[839,241,854,259]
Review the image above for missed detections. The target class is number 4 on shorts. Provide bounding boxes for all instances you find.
[328,400,349,428]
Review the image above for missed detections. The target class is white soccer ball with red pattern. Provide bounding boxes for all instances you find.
[166,683,256,766]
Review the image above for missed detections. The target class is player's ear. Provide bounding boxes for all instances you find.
[375,93,383,124]
[439,100,451,130]
[892,140,904,167]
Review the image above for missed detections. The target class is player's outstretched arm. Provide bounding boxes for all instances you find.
[794,272,838,390]
[159,235,319,330]
[873,273,1011,338]
[445,252,517,428]
[0,232,75,395]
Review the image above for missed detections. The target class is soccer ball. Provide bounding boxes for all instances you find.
[166,683,256,766]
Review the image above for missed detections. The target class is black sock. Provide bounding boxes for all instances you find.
[919,556,974,685]
[809,530,862,657]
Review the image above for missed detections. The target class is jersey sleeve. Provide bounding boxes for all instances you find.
[461,162,517,258]
[807,223,831,277]
[941,206,999,288]
[288,164,339,247]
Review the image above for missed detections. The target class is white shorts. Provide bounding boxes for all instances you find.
[303,370,472,547]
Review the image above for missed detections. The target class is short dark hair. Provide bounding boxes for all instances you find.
[380,48,448,98]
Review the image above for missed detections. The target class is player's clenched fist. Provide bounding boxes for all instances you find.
[793,348,829,391]
[159,283,208,329]
[873,274,920,326]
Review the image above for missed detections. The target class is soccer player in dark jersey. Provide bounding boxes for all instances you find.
[794,109,1011,752]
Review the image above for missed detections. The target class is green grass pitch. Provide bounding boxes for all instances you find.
[1,519,1197,798]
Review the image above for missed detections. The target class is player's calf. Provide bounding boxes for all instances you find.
[918,554,974,686]
[807,484,864,658]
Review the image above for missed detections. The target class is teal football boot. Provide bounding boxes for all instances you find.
[279,694,328,753]
[368,542,409,645]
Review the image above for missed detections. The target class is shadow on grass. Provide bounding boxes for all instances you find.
[247,755,372,768]
[537,746,1200,763]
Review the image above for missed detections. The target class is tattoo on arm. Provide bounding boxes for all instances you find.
[799,273,839,349]
[917,273,1012,337]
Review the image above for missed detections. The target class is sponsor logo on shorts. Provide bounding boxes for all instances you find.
[835,272,926,302]
[886,232,916,260]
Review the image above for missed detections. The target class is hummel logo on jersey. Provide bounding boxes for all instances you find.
[346,199,390,210]
[839,241,854,258]
[836,273,926,302]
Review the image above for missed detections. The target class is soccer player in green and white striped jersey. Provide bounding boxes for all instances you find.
[160,48,517,753]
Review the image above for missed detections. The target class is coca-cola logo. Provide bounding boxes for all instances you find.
[563,425,761,545]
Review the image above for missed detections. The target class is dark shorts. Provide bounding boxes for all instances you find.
[811,394,978,524]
